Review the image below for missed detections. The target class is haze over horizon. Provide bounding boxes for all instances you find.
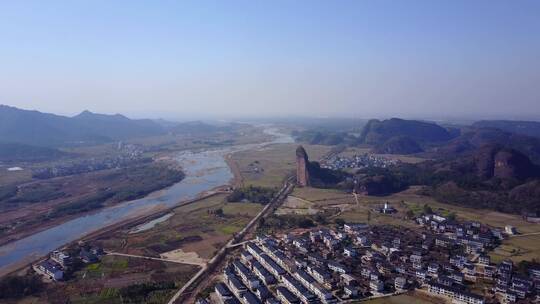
[1,0,539,121]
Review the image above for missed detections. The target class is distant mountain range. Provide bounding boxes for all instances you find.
[169,120,232,135]
[292,117,540,161]
[290,117,540,215]
[0,105,243,145]
[358,118,454,145]
[294,117,457,154]
[472,120,540,138]
[0,105,165,147]
[0,143,68,162]
[434,127,540,164]
[355,143,540,214]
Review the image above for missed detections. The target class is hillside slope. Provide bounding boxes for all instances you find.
[0,105,164,147]
[0,143,67,162]
[434,127,540,164]
[473,120,540,138]
[359,118,453,145]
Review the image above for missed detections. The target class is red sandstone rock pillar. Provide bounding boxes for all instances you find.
[296,145,310,187]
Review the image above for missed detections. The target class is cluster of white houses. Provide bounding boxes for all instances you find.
[208,212,540,304]
[32,246,103,281]
[213,237,340,304]
[320,153,399,171]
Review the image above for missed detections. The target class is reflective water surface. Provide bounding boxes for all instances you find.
[0,127,293,272]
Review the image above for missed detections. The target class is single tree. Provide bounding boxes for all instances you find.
[334,218,345,227]
[423,204,433,214]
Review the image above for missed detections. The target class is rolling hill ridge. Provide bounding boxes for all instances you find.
[0,105,165,147]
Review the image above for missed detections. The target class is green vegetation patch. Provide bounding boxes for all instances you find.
[222,202,263,217]
[219,224,240,235]
[258,213,333,234]
[86,262,101,272]
[0,184,18,201]
[6,182,65,204]
[226,185,276,204]
[0,274,44,300]
[490,234,540,263]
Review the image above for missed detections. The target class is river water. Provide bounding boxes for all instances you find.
[0,127,293,274]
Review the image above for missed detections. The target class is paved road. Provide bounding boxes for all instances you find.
[509,231,540,238]
[166,177,294,304]
[167,265,208,303]
[226,240,252,248]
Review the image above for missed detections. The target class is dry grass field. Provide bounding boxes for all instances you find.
[49,255,197,304]
[292,187,351,202]
[65,124,271,156]
[96,194,263,260]
[9,255,199,304]
[490,234,540,263]
[390,187,540,235]
[275,196,319,215]
[290,186,419,229]
[230,143,332,188]
[361,291,442,304]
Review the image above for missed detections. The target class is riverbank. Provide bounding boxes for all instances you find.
[224,153,243,188]
[0,187,230,278]
[0,126,294,279]
[0,161,185,247]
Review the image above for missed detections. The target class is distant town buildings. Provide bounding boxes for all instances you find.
[32,155,149,179]
[321,153,399,171]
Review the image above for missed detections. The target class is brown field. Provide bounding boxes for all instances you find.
[275,196,319,215]
[290,186,419,229]
[95,194,263,260]
[490,234,540,263]
[65,124,271,156]
[361,291,442,304]
[0,168,33,185]
[389,187,540,235]
[292,187,351,202]
[230,143,332,188]
[13,255,199,304]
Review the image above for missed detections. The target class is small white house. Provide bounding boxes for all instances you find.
[505,225,517,235]
[34,260,63,281]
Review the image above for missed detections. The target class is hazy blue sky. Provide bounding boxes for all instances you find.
[1,0,539,120]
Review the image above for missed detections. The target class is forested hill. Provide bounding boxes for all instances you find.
[434,127,540,164]
[358,118,454,145]
[0,105,165,147]
[355,144,540,215]
[293,118,456,155]
[472,120,540,138]
[0,143,67,162]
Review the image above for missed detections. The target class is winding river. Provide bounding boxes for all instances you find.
[0,127,293,275]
